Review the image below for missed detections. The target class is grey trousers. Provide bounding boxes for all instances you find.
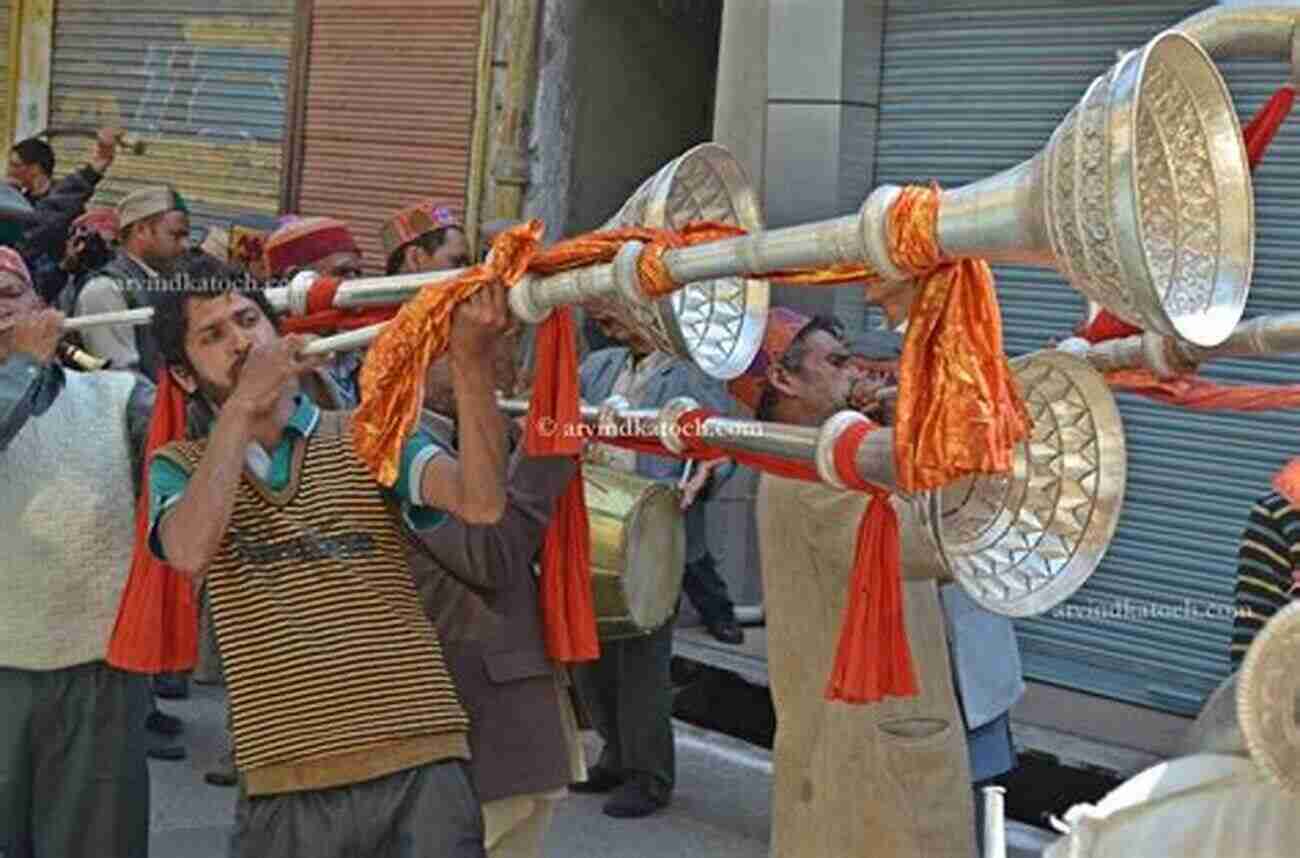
[0,661,151,858]
[572,619,675,800]
[230,759,486,858]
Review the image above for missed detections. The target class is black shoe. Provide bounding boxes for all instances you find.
[705,618,744,645]
[205,768,238,787]
[603,776,670,818]
[153,673,190,700]
[147,745,186,761]
[145,710,184,737]
[570,765,626,794]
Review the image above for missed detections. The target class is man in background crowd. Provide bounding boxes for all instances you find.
[74,186,191,380]
[7,128,122,303]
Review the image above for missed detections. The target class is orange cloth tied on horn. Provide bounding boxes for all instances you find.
[885,185,1031,492]
[826,418,917,703]
[106,370,199,673]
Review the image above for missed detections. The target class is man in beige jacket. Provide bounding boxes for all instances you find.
[733,309,979,858]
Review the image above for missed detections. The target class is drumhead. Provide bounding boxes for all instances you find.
[623,484,686,632]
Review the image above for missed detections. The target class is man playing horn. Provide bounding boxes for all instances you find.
[0,247,155,857]
[569,302,742,819]
[144,274,510,856]
[262,216,367,406]
[740,304,1022,858]
[400,344,584,858]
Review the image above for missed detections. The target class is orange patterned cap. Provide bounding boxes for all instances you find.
[726,307,812,412]
[380,200,462,261]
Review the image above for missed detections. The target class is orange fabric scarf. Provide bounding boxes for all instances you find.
[106,371,199,673]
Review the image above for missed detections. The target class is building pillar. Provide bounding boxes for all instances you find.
[764,0,885,330]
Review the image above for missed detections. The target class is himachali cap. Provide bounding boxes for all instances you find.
[726,306,812,412]
[72,207,121,243]
[380,200,462,261]
[118,185,188,229]
[263,216,361,277]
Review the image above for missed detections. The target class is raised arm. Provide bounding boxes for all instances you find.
[418,282,509,524]
[0,310,63,452]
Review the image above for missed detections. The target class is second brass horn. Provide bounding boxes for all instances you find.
[934,29,1252,347]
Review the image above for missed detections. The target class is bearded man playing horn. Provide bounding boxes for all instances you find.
[144,275,511,857]
[740,304,1023,858]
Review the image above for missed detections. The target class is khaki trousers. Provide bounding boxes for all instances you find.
[483,794,559,858]
[758,476,977,858]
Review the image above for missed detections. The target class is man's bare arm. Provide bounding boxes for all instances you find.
[420,360,507,524]
[419,283,509,524]
[156,400,256,582]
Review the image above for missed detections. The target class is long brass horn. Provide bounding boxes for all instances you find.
[503,349,1125,619]
[264,143,771,381]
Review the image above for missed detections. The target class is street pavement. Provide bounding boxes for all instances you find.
[147,684,1056,856]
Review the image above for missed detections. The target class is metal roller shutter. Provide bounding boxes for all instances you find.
[291,0,481,274]
[47,0,293,230]
[877,1,1300,716]
[1,1,10,148]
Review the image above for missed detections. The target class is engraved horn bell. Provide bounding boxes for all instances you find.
[922,350,1127,617]
[930,29,1253,347]
[590,143,769,380]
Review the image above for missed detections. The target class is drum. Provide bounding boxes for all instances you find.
[583,464,686,640]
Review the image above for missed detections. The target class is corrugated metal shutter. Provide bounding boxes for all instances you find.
[877,1,1300,716]
[0,0,10,147]
[47,0,292,230]
[292,0,481,274]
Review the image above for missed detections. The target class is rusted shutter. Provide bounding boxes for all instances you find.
[0,0,11,147]
[47,0,293,230]
[291,0,481,273]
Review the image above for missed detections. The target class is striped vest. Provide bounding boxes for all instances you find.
[158,412,468,795]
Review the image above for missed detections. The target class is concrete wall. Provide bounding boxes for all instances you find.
[564,0,721,234]
[763,0,885,331]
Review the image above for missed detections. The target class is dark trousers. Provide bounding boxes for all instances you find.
[231,760,484,858]
[0,661,151,858]
[681,552,735,626]
[573,619,675,800]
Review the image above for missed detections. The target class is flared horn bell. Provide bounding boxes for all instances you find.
[1238,601,1300,794]
[592,143,769,380]
[922,350,1127,617]
[932,29,1252,347]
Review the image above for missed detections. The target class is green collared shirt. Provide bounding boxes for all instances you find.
[148,395,447,560]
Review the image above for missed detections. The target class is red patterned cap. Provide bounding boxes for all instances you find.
[726,307,812,412]
[263,216,360,276]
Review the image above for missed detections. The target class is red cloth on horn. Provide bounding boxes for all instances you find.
[1244,84,1295,170]
[106,371,199,673]
[528,308,598,663]
[277,276,399,335]
[824,419,917,703]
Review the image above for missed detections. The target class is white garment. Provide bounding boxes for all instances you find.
[0,370,138,670]
[75,254,159,370]
[1045,754,1300,858]
[588,351,670,474]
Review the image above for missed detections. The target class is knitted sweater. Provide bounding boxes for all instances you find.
[0,370,136,670]
[157,412,469,795]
